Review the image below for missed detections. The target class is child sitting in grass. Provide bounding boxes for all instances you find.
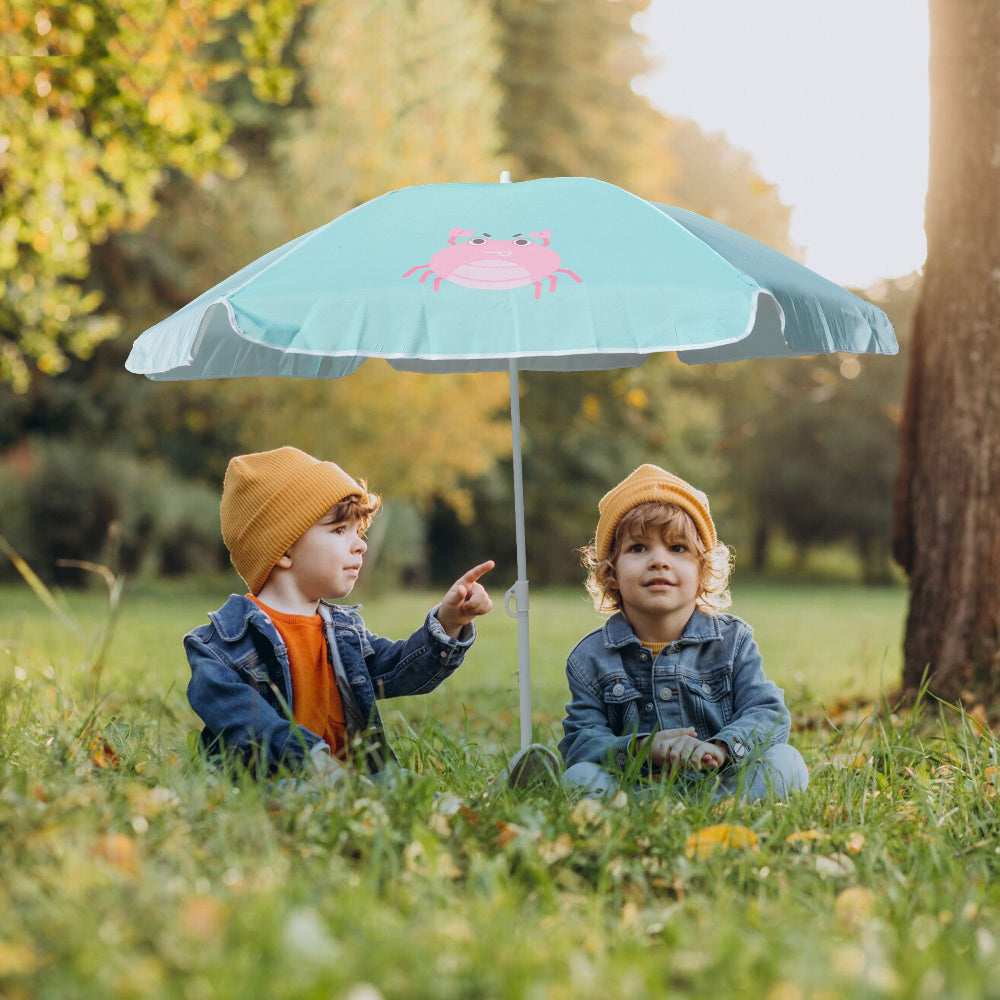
[184,446,494,781]
[559,464,808,800]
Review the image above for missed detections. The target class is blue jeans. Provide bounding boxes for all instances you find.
[563,743,808,801]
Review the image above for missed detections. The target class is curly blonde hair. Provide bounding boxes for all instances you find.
[582,501,733,615]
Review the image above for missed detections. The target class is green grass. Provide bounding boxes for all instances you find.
[2,577,1000,999]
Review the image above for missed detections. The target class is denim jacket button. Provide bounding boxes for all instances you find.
[658,686,673,701]
[702,682,711,693]
[638,652,649,661]
[612,682,626,697]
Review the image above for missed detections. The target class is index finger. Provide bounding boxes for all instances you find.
[457,560,495,585]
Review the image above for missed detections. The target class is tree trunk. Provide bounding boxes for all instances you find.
[892,0,1000,700]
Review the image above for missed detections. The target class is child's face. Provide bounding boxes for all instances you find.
[284,508,367,602]
[612,526,701,641]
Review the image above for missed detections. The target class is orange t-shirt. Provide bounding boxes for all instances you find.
[249,596,348,757]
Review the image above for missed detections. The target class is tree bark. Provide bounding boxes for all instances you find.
[892,0,1000,700]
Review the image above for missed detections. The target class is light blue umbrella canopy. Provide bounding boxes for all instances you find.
[127,176,895,379]
[127,176,897,748]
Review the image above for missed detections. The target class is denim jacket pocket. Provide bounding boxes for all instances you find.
[601,676,643,735]
[681,668,733,731]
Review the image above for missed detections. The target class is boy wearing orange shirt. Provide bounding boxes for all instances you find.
[184,446,493,780]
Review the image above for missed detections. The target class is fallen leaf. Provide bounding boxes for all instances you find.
[89,736,120,769]
[967,703,990,733]
[785,829,823,846]
[684,823,758,859]
[433,793,465,816]
[620,900,640,929]
[844,832,866,855]
[91,833,138,873]
[830,752,867,771]
[835,886,875,926]
[815,852,856,878]
[127,784,181,817]
[569,797,603,831]
[495,820,536,848]
[539,833,573,864]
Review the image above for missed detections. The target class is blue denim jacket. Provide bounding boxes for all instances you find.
[185,594,474,774]
[559,609,790,773]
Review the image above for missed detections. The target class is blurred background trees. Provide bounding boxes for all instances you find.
[0,0,915,591]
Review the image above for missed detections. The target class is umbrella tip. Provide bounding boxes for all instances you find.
[499,170,512,184]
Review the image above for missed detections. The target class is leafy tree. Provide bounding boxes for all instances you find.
[0,0,302,392]
[428,359,721,586]
[280,0,502,212]
[709,276,915,581]
[490,0,656,186]
[427,1,810,586]
[125,0,512,509]
[229,368,512,518]
[893,0,1000,700]
[656,117,796,254]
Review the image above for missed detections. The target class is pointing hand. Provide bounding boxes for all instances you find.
[437,560,495,637]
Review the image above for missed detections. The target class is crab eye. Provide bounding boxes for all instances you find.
[468,237,488,245]
[512,238,532,246]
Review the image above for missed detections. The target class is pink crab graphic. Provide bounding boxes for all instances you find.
[404,228,582,299]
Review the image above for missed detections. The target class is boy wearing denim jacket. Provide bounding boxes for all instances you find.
[560,464,808,800]
[185,446,494,780]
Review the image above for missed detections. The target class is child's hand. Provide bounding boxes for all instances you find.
[436,560,495,637]
[646,728,727,772]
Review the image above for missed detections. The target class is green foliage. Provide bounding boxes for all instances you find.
[428,359,721,586]
[280,0,502,213]
[1,580,999,999]
[491,0,654,185]
[1,0,907,592]
[0,0,304,392]
[0,441,225,583]
[661,117,797,254]
[708,276,917,581]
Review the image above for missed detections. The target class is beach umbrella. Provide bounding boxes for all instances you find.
[126,174,897,749]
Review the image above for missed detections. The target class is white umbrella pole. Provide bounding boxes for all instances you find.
[505,359,533,750]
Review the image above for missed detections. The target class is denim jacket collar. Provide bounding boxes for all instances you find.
[208,594,366,643]
[601,608,724,650]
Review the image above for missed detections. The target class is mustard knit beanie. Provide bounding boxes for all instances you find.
[595,464,717,562]
[220,446,366,594]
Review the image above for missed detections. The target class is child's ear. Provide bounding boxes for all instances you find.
[275,552,293,569]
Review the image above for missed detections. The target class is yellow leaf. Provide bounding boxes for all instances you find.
[569,796,603,831]
[785,828,823,846]
[844,832,866,855]
[835,886,875,927]
[539,834,573,864]
[684,823,757,859]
